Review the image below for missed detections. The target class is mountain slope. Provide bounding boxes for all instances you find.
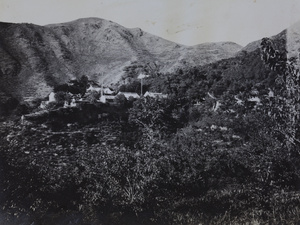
[0,17,242,103]
[147,20,300,107]
[241,20,300,56]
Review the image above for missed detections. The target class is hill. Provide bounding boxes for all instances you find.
[241,20,300,58]
[0,17,242,107]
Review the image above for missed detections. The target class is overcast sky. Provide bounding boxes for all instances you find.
[0,0,300,46]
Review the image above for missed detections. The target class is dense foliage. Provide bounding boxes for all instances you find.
[54,75,89,97]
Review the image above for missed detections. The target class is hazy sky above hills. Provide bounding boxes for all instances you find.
[0,0,300,46]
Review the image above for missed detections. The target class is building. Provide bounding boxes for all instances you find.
[87,84,102,93]
[103,87,115,95]
[117,92,140,100]
[99,95,116,103]
[143,91,168,99]
[39,92,56,109]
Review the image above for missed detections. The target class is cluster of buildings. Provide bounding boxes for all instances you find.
[40,83,168,109]
[100,91,168,104]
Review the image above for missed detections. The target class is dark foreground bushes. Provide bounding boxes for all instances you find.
[0,120,300,225]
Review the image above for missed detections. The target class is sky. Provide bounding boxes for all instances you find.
[0,0,300,46]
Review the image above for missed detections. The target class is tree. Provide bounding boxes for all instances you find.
[128,97,179,148]
[70,75,89,97]
[54,91,72,107]
[55,75,90,97]
[114,93,128,107]
[260,37,300,149]
[86,90,100,103]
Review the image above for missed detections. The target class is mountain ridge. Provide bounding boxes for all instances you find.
[0,17,242,104]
